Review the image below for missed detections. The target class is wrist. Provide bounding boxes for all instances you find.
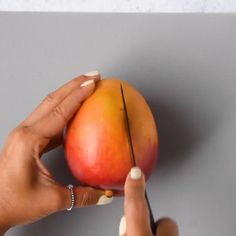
[0,214,11,235]
[0,222,10,236]
[0,203,11,235]
[0,212,11,236]
[0,208,11,236]
[0,164,11,235]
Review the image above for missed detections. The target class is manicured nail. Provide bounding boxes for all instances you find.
[119,216,126,236]
[97,195,113,205]
[80,79,95,87]
[84,70,99,77]
[105,190,113,198]
[130,166,142,180]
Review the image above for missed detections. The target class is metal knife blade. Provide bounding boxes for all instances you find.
[120,84,136,167]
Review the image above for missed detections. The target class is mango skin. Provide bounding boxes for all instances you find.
[65,78,158,194]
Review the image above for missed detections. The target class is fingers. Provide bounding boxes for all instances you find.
[120,167,179,236]
[31,76,97,152]
[120,167,152,236]
[23,71,100,126]
[156,218,179,236]
[57,186,113,211]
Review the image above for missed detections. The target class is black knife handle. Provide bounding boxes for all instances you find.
[145,191,156,235]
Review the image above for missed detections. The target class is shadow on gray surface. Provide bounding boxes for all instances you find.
[10,202,121,236]
[148,97,217,171]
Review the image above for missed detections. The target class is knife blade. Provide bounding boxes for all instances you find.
[120,83,156,235]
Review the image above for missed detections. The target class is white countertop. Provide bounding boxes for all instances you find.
[0,0,236,12]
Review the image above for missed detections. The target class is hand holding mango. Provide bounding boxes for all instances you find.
[65,78,159,195]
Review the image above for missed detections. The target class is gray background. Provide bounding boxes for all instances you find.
[0,13,236,236]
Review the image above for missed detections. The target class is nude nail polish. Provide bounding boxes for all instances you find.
[83,70,99,76]
[97,195,113,205]
[119,216,126,236]
[80,79,95,87]
[130,167,142,180]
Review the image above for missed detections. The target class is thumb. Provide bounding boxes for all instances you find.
[41,183,114,215]
[119,167,152,236]
[56,185,114,211]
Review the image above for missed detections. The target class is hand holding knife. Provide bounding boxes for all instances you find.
[120,84,156,235]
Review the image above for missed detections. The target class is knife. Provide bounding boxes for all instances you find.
[120,84,156,235]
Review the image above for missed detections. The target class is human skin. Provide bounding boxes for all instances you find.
[0,72,113,235]
[0,71,179,236]
[121,167,179,236]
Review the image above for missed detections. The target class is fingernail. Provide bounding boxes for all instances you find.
[105,190,113,198]
[119,216,126,236]
[130,166,142,180]
[97,195,113,205]
[83,70,99,77]
[80,79,95,87]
